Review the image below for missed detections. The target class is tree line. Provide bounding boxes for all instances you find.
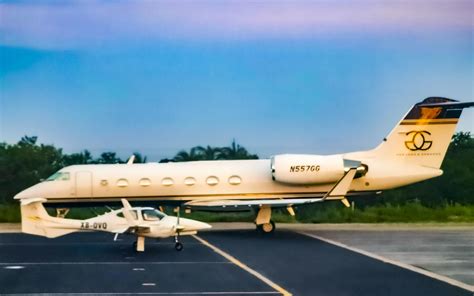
[0,133,472,206]
[0,137,258,203]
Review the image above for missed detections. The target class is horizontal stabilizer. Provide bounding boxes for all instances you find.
[20,198,78,238]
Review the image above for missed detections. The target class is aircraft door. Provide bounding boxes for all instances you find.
[75,171,92,197]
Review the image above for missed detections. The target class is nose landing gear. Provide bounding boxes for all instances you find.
[174,234,183,251]
[175,242,183,251]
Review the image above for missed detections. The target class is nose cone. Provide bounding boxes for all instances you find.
[178,217,212,232]
[14,185,39,200]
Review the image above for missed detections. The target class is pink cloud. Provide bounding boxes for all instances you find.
[0,0,472,49]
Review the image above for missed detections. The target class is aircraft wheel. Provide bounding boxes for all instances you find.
[175,242,183,251]
[256,224,263,232]
[261,221,275,233]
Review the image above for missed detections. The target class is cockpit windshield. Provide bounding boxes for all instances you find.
[46,172,70,181]
[142,209,166,221]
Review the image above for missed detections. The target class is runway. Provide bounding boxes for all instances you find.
[0,228,472,295]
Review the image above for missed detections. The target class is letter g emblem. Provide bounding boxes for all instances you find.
[404,130,432,151]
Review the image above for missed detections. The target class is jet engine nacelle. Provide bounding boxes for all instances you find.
[271,154,345,185]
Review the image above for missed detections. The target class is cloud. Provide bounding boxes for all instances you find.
[0,0,472,49]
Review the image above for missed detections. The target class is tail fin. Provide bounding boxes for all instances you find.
[373,97,473,168]
[20,198,78,238]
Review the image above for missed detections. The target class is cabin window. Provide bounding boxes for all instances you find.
[142,209,166,221]
[139,178,152,187]
[206,176,219,186]
[228,175,242,185]
[184,177,196,186]
[116,179,129,187]
[46,172,70,181]
[161,177,174,186]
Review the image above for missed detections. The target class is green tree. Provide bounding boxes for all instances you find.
[220,139,258,160]
[62,150,93,166]
[0,136,63,203]
[451,131,472,150]
[195,145,223,160]
[97,152,123,164]
[132,152,148,163]
[173,147,203,162]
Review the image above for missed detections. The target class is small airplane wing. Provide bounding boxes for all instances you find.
[184,168,358,209]
[124,225,151,234]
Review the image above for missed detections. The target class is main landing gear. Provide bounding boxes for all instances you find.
[133,236,146,252]
[256,220,276,233]
[255,207,276,234]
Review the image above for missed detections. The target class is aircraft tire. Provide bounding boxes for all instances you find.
[175,242,183,251]
[261,221,275,233]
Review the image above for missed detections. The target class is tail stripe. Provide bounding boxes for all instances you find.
[400,119,458,125]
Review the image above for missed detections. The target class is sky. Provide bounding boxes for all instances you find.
[0,0,473,160]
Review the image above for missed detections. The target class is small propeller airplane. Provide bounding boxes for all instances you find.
[20,198,211,252]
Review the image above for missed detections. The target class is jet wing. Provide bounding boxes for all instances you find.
[184,197,324,209]
[184,168,358,209]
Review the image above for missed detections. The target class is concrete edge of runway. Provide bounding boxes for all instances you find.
[2,222,474,233]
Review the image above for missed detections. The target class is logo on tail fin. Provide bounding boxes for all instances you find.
[420,107,442,119]
[405,130,432,151]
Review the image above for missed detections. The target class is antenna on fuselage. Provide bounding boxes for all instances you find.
[127,155,135,165]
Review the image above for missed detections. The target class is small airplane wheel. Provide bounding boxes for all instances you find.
[255,224,263,232]
[261,221,275,233]
[175,242,183,251]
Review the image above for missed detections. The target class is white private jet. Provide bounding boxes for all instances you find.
[15,97,473,233]
[20,198,211,252]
